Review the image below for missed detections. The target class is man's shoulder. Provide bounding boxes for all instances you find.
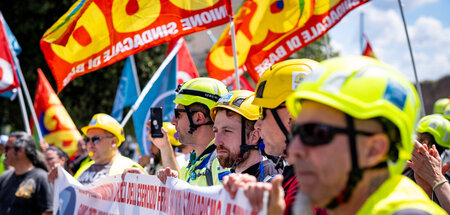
[0,169,14,183]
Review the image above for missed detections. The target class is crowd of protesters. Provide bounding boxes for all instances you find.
[1,56,450,215]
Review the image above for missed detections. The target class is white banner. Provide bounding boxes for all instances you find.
[53,166,258,215]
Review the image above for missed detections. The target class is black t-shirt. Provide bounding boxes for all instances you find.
[242,158,282,182]
[0,168,53,215]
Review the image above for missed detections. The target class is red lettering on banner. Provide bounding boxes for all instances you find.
[77,204,89,215]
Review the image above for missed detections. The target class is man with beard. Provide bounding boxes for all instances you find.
[223,59,320,215]
[211,90,280,182]
[286,56,445,214]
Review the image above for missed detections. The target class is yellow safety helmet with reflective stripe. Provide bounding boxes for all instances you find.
[252,59,319,109]
[417,114,450,149]
[287,56,421,175]
[433,98,449,115]
[211,90,259,121]
[174,77,229,110]
[81,113,125,146]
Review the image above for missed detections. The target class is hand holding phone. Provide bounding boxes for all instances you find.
[150,107,163,138]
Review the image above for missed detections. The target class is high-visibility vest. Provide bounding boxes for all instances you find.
[74,154,145,179]
[0,154,5,175]
[357,175,446,215]
[179,140,230,186]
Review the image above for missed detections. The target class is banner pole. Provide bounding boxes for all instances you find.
[129,55,141,94]
[17,87,31,134]
[229,17,240,90]
[397,0,426,116]
[121,40,183,127]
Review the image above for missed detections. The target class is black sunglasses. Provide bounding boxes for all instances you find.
[174,108,201,119]
[259,106,286,120]
[174,108,189,118]
[4,145,13,152]
[84,136,113,144]
[290,123,375,146]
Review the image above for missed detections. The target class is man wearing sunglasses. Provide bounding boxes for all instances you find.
[0,131,53,215]
[149,77,230,186]
[285,56,445,214]
[49,114,144,185]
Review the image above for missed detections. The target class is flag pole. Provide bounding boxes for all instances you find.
[13,58,43,140]
[17,87,31,134]
[397,0,426,116]
[360,13,364,53]
[229,17,240,90]
[323,34,330,59]
[121,39,183,127]
[129,55,141,94]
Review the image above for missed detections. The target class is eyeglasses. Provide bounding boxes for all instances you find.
[289,123,375,147]
[84,136,113,144]
[174,108,200,119]
[174,108,188,118]
[4,145,12,152]
[259,106,286,120]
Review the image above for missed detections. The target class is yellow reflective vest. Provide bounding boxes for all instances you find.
[357,175,446,215]
[179,140,230,186]
[74,154,145,179]
[0,154,5,175]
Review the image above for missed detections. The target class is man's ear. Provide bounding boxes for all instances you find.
[362,133,390,167]
[111,137,118,148]
[193,111,207,124]
[248,129,261,146]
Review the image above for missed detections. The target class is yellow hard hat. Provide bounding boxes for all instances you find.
[163,122,181,146]
[211,90,260,121]
[417,114,450,149]
[433,98,449,115]
[252,59,319,109]
[81,113,125,146]
[287,56,421,175]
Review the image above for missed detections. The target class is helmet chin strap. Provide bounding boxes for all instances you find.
[230,117,259,173]
[325,114,387,209]
[185,106,214,134]
[271,108,289,169]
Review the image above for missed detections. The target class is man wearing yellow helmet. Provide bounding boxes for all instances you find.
[211,90,280,182]
[434,98,449,115]
[287,56,445,214]
[150,77,230,186]
[407,114,450,212]
[222,59,320,215]
[49,113,145,185]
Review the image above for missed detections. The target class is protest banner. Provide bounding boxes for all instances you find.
[207,0,369,84]
[54,166,257,215]
[40,0,232,92]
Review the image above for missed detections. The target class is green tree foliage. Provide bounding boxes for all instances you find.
[293,35,339,62]
[0,0,167,135]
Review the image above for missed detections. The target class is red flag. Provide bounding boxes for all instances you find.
[362,35,377,59]
[207,0,370,84]
[0,12,19,93]
[40,0,232,92]
[168,38,200,85]
[32,69,81,157]
[227,75,255,91]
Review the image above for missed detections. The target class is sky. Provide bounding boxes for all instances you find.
[328,0,450,82]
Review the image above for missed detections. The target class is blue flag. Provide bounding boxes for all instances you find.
[132,57,177,155]
[111,56,140,121]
